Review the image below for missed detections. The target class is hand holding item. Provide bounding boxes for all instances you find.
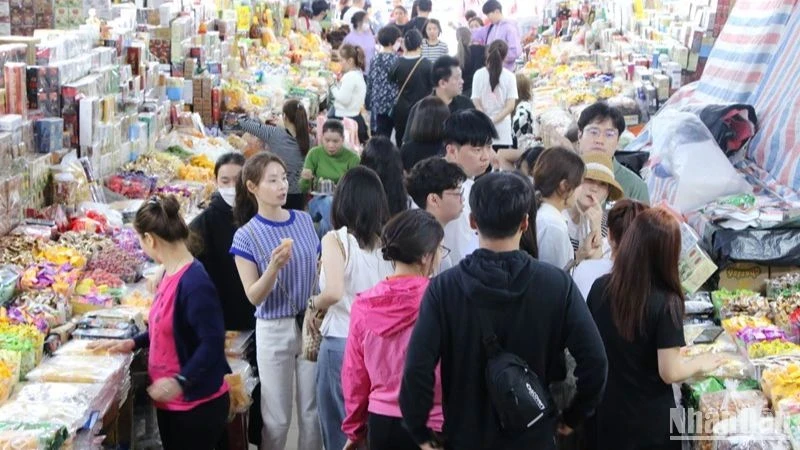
[301,168,314,180]
[148,377,183,403]
[268,239,294,272]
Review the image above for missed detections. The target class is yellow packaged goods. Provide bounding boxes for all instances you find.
[0,360,14,403]
[748,340,800,359]
[762,364,800,404]
[722,316,773,335]
[32,246,86,269]
[225,358,255,414]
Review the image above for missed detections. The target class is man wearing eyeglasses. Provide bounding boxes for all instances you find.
[576,102,650,205]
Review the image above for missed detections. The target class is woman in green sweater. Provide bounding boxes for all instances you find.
[302,119,360,237]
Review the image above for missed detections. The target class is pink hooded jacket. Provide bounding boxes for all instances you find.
[341,275,444,441]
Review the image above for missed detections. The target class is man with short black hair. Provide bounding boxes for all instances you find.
[576,101,650,204]
[439,109,496,264]
[408,0,432,34]
[400,171,608,450]
[471,0,520,70]
[402,55,475,144]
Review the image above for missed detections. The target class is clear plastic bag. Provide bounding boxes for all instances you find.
[25,355,129,384]
[0,421,70,450]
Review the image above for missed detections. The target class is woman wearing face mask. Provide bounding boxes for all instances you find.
[343,11,377,72]
[190,153,250,331]
[238,99,311,211]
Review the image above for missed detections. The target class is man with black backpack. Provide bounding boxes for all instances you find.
[399,172,608,450]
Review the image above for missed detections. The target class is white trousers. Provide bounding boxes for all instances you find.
[256,317,322,450]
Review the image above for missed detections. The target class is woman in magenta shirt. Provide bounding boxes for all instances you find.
[92,195,230,450]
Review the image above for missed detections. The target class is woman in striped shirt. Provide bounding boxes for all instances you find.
[230,153,322,450]
[421,19,448,61]
[237,99,311,210]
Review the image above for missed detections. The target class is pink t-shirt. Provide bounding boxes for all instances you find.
[149,263,228,411]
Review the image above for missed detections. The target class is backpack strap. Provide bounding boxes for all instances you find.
[474,305,502,357]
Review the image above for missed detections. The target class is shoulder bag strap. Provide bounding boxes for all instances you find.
[394,57,425,105]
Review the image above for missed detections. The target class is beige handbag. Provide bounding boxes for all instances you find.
[301,231,346,362]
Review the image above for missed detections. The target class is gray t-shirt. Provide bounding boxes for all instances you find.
[238,118,305,194]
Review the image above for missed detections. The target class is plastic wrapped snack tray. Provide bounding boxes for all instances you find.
[0,421,70,450]
[53,339,114,357]
[699,390,770,433]
[24,354,130,384]
[0,400,90,433]
[13,383,103,409]
[682,333,739,357]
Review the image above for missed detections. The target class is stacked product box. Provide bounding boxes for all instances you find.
[4,62,26,117]
[33,117,62,154]
[192,75,213,126]
[26,66,61,117]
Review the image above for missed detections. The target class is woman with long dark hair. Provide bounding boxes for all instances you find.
[310,166,394,450]
[230,153,322,450]
[361,136,409,216]
[238,99,311,210]
[586,208,725,450]
[455,26,485,98]
[389,29,433,148]
[400,96,449,171]
[471,40,518,148]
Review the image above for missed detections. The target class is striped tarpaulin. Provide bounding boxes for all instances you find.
[665,0,795,108]
[746,1,800,190]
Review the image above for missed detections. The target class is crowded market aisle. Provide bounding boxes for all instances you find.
[0,0,799,449]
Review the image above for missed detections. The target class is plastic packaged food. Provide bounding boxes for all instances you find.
[226,358,257,414]
[736,326,788,344]
[682,333,738,356]
[714,290,769,319]
[723,316,774,335]
[0,421,70,450]
[225,331,253,358]
[14,383,103,409]
[762,364,800,404]
[25,355,129,384]
[54,339,115,357]
[703,354,756,380]
[0,400,90,433]
[0,265,19,305]
[747,340,800,359]
[699,390,770,432]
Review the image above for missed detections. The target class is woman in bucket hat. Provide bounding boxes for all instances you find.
[565,152,624,261]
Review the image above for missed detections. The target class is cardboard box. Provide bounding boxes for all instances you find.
[718,263,769,293]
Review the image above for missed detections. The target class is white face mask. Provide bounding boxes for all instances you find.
[219,187,236,207]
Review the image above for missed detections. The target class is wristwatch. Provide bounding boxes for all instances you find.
[174,374,188,389]
[307,295,317,311]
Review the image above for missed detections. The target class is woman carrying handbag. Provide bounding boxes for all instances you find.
[389,29,433,148]
[309,167,394,450]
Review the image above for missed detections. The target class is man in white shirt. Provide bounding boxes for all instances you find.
[440,110,497,265]
[342,0,366,27]
[406,157,468,272]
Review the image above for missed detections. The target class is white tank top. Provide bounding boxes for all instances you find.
[319,227,394,338]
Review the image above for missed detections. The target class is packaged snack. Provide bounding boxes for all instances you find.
[0,421,69,450]
[25,354,129,384]
[682,333,739,356]
[703,354,756,380]
[699,390,770,432]
[747,340,800,359]
[723,316,774,335]
[0,266,19,305]
[762,364,800,404]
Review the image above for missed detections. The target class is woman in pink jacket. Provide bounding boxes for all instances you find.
[342,209,445,450]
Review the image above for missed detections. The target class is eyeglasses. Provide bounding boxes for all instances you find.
[584,127,619,140]
[440,245,451,259]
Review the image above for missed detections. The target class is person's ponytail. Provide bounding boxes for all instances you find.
[354,45,366,71]
[283,99,311,156]
[486,40,508,91]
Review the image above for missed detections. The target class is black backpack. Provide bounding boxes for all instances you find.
[474,299,553,431]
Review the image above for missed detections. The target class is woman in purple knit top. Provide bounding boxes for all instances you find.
[343,11,377,71]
